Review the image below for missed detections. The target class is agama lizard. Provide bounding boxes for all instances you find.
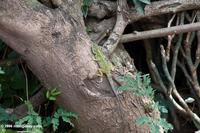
[91,43,118,97]
[91,43,125,130]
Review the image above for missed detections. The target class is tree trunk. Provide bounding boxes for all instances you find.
[0,0,154,132]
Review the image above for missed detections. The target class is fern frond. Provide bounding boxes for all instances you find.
[82,0,92,17]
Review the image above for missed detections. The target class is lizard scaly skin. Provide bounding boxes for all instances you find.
[91,43,118,96]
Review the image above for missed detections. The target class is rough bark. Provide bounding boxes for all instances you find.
[0,0,152,132]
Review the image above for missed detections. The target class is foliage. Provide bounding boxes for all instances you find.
[0,40,40,108]
[0,128,17,133]
[86,26,93,33]
[0,107,16,123]
[118,73,154,99]
[82,0,92,18]
[118,72,173,133]
[14,93,78,132]
[0,68,4,99]
[136,116,173,133]
[14,101,78,132]
[0,68,17,133]
[46,88,61,101]
[0,67,5,74]
[131,0,151,14]
[43,108,78,131]
[15,101,43,133]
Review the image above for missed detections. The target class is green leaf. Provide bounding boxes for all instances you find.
[46,88,61,101]
[62,117,74,127]
[119,72,173,133]
[0,128,17,133]
[0,68,5,74]
[81,0,92,17]
[136,115,173,133]
[51,118,59,131]
[159,106,168,113]
[151,124,160,133]
[50,108,78,131]
[136,116,151,125]
[36,116,42,125]
[46,91,50,99]
[0,107,9,122]
[16,116,30,125]
[65,112,78,119]
[157,119,173,132]
[31,128,43,133]
[42,117,52,127]
[51,90,61,96]
[48,96,56,101]
[53,111,60,119]
[25,101,34,113]
[15,101,43,131]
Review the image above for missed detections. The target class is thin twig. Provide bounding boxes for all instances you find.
[160,45,176,95]
[21,61,29,101]
[166,14,176,61]
[143,40,157,84]
[121,22,200,43]
[171,13,184,81]
[150,61,186,114]
[195,11,200,68]
[150,61,167,94]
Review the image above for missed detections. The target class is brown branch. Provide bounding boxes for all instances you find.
[195,30,200,68]
[102,0,128,56]
[166,14,176,61]
[181,11,197,65]
[143,40,157,84]
[160,45,175,95]
[150,61,167,94]
[195,11,200,68]
[179,18,200,98]
[129,0,200,23]
[150,61,187,115]
[160,44,192,116]
[150,48,200,125]
[171,33,183,81]
[88,1,117,19]
[0,0,48,54]
[171,13,184,81]
[121,22,200,43]
[100,0,200,55]
[184,24,196,71]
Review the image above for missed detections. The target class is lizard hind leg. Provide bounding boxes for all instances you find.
[97,69,103,82]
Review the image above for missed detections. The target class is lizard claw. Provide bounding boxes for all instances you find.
[97,76,103,83]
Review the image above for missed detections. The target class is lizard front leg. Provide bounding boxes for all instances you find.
[97,69,104,82]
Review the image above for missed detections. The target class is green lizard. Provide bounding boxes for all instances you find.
[91,43,120,98]
[91,43,114,77]
[91,44,125,128]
